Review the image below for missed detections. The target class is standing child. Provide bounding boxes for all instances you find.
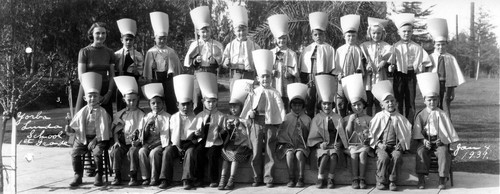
[223,5,261,90]
[277,83,311,188]
[190,72,227,188]
[218,79,253,190]
[369,80,412,191]
[299,12,340,118]
[360,17,393,116]
[268,14,299,111]
[114,18,144,110]
[185,6,224,114]
[335,14,364,117]
[240,49,286,187]
[159,74,198,189]
[307,75,348,189]
[185,6,223,74]
[109,76,145,186]
[389,13,430,123]
[413,72,459,190]
[426,18,465,117]
[137,83,171,186]
[341,74,372,189]
[144,12,182,114]
[66,72,112,187]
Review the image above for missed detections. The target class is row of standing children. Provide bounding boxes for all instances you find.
[66,4,465,192]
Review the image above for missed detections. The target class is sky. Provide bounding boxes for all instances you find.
[394,0,500,42]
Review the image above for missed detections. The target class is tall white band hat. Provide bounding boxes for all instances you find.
[229,79,254,104]
[267,14,289,38]
[417,72,440,97]
[81,72,102,94]
[150,11,169,37]
[117,18,137,36]
[427,18,448,42]
[309,12,328,31]
[392,13,415,28]
[142,83,164,100]
[287,83,308,102]
[196,72,218,98]
[368,17,389,28]
[173,74,195,103]
[372,80,394,102]
[315,75,338,103]
[229,5,248,28]
[114,76,138,95]
[341,74,367,103]
[190,6,211,30]
[252,49,274,76]
[340,14,360,33]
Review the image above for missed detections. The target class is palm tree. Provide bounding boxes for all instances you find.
[247,1,388,51]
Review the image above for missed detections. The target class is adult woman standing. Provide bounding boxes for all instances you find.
[75,22,117,116]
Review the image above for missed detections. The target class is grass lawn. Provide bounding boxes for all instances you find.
[2,77,499,174]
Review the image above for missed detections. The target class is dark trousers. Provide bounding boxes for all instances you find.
[366,91,381,117]
[160,143,197,181]
[110,144,131,172]
[300,72,317,118]
[71,137,108,176]
[393,71,416,123]
[416,143,451,177]
[438,81,454,117]
[156,72,178,114]
[138,145,163,180]
[249,116,279,183]
[375,146,402,184]
[127,146,141,174]
[195,144,222,183]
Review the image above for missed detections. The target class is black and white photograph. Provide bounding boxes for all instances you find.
[0,0,498,193]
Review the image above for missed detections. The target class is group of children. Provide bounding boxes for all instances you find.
[65,5,466,192]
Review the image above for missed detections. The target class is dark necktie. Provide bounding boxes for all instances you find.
[437,55,446,80]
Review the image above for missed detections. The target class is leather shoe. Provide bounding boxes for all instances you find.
[159,180,170,189]
[183,180,194,190]
[69,174,82,187]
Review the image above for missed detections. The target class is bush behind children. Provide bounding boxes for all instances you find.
[65,7,463,192]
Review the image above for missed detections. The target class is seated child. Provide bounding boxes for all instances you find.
[414,72,459,190]
[190,72,226,188]
[159,75,197,190]
[369,80,412,191]
[109,76,145,186]
[66,72,112,187]
[240,50,286,188]
[218,79,253,190]
[137,83,171,186]
[307,75,348,189]
[341,74,372,189]
[277,83,311,188]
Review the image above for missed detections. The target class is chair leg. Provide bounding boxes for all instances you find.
[104,151,110,183]
[450,169,453,187]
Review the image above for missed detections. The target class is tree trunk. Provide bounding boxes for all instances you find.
[0,114,11,193]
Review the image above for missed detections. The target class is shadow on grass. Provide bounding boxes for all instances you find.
[454,160,500,174]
